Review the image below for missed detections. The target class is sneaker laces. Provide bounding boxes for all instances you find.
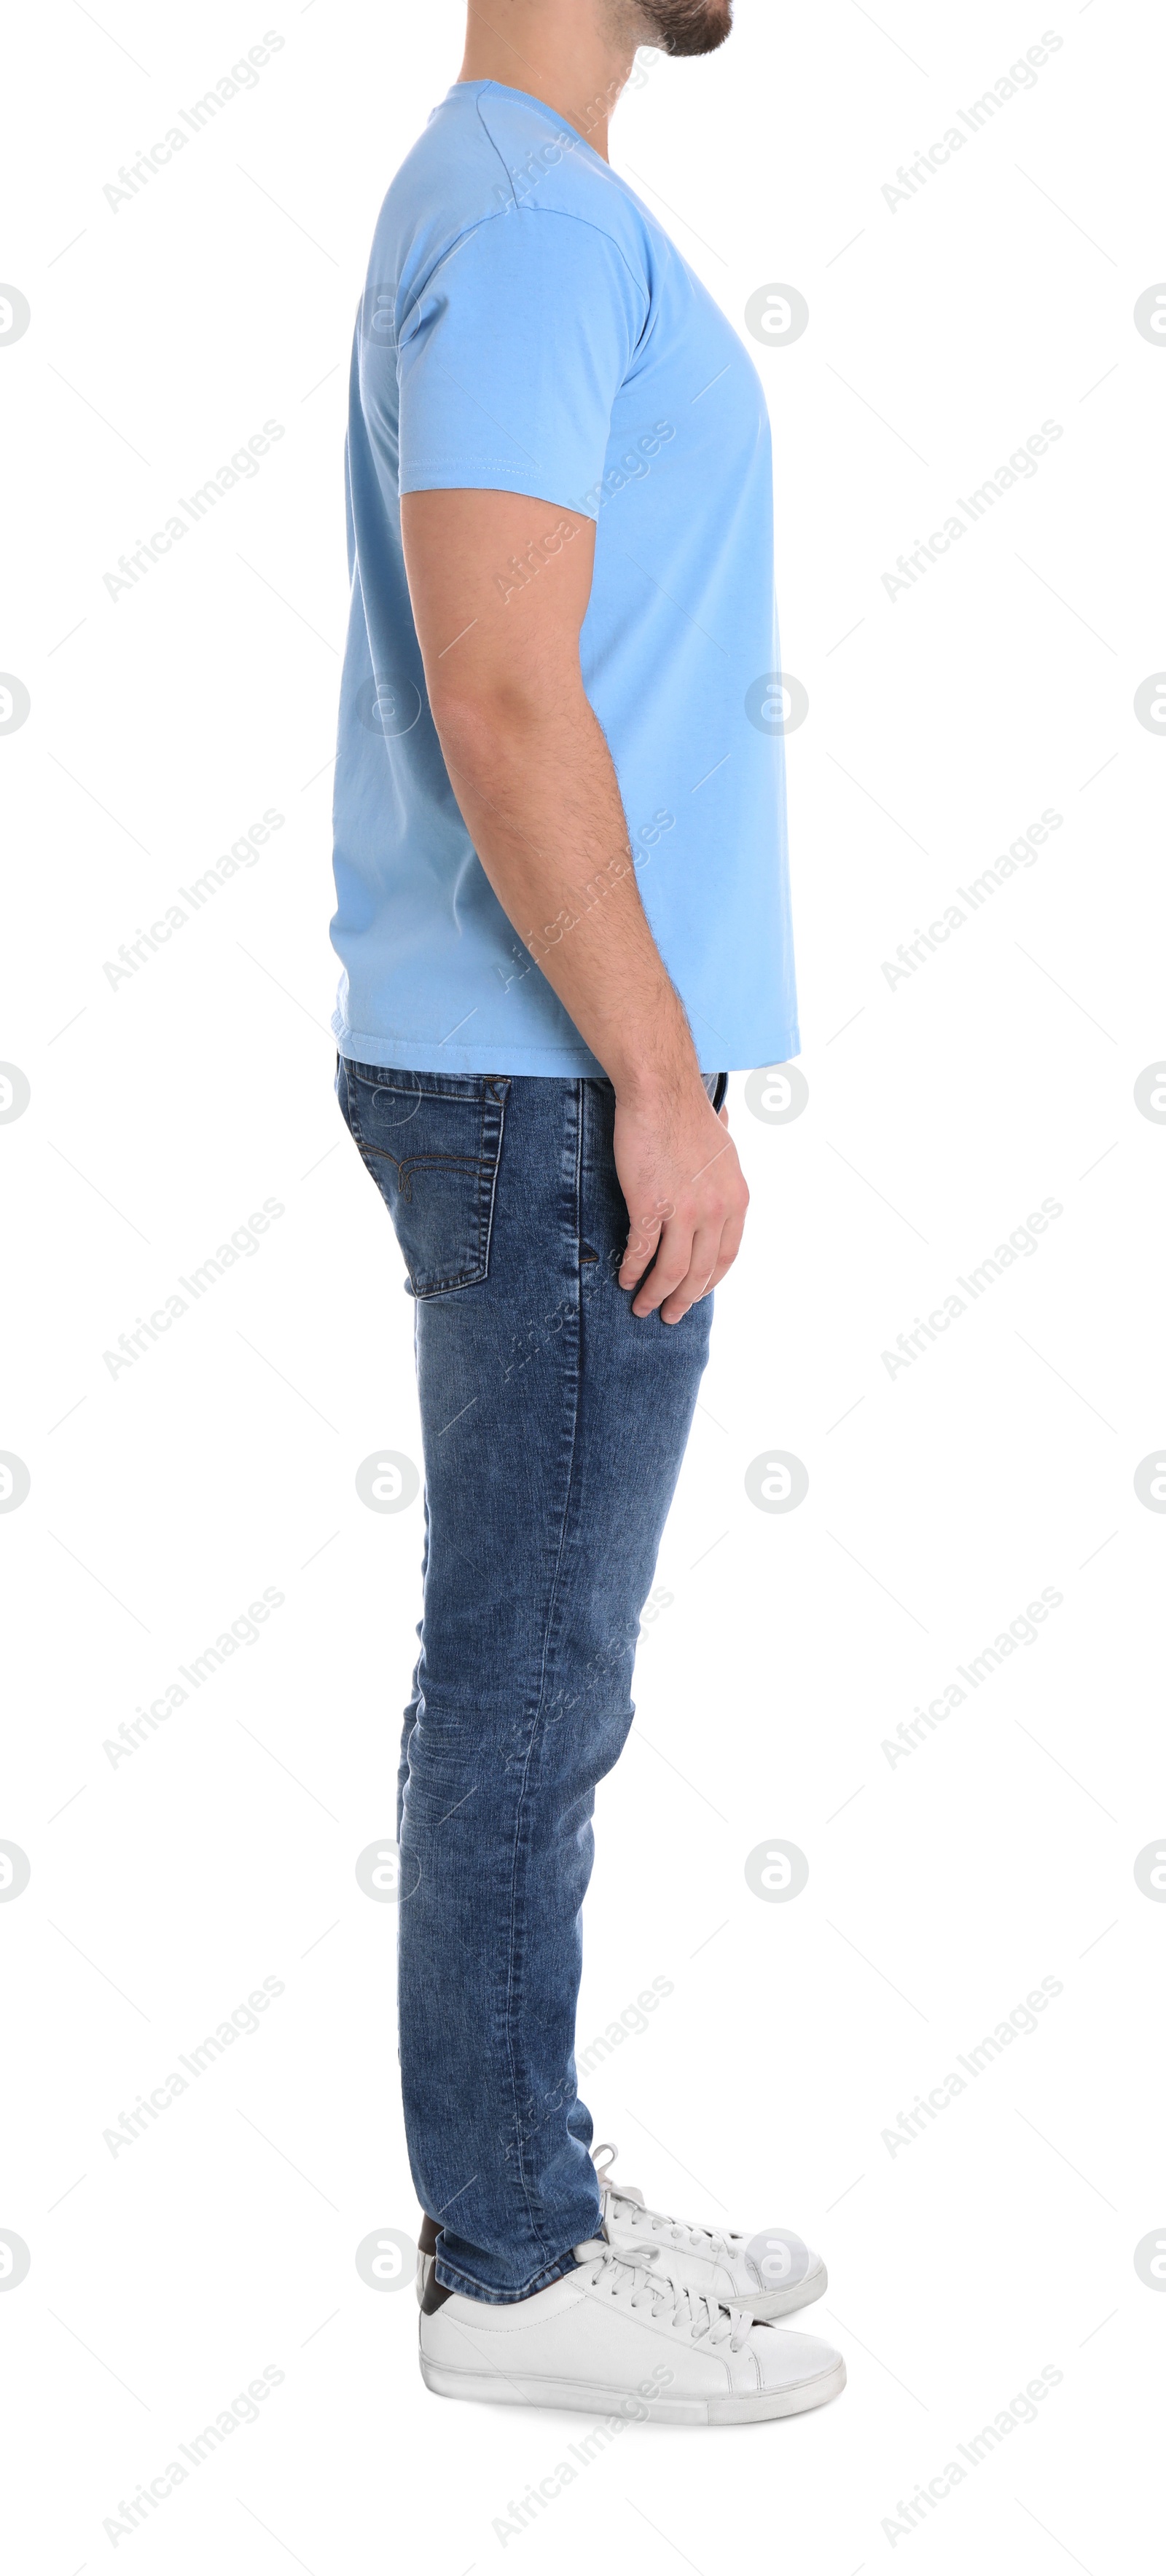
[592,2142,743,2261]
[572,2237,752,2354]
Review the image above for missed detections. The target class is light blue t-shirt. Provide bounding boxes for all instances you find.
[330,79,799,1075]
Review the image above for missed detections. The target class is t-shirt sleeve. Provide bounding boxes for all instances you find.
[396,209,646,522]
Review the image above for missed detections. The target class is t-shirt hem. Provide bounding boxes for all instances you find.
[332,1014,800,1077]
[398,465,599,522]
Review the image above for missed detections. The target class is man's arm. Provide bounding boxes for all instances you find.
[399,486,748,1324]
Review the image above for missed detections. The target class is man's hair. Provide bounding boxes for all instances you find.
[624,0,733,59]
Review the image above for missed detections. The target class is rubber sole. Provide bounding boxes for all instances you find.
[418,2352,846,2423]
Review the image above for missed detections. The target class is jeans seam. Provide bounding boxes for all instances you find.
[498,1078,586,2274]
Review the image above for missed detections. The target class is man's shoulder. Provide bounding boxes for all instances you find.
[374,85,655,302]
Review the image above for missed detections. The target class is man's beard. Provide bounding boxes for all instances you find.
[633,0,733,58]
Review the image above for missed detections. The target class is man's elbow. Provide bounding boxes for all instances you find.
[427,664,582,768]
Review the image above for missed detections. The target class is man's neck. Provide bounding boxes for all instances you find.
[458,1,641,162]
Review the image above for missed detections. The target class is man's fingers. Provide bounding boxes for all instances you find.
[618,1205,665,1287]
[696,1215,743,1298]
[707,1205,746,1283]
[630,1213,694,1317]
[657,1223,724,1325]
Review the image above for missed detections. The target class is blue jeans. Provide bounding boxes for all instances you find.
[336,1060,723,2301]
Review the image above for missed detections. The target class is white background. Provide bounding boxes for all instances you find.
[3,0,1165,2567]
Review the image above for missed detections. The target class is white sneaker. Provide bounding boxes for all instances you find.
[419,2237,845,2425]
[592,2142,828,2320]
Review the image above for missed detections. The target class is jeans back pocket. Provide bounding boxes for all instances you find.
[337,1062,509,1297]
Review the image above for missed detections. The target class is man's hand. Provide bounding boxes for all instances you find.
[615,1083,748,1324]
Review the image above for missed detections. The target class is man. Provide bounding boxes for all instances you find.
[330,0,845,2423]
